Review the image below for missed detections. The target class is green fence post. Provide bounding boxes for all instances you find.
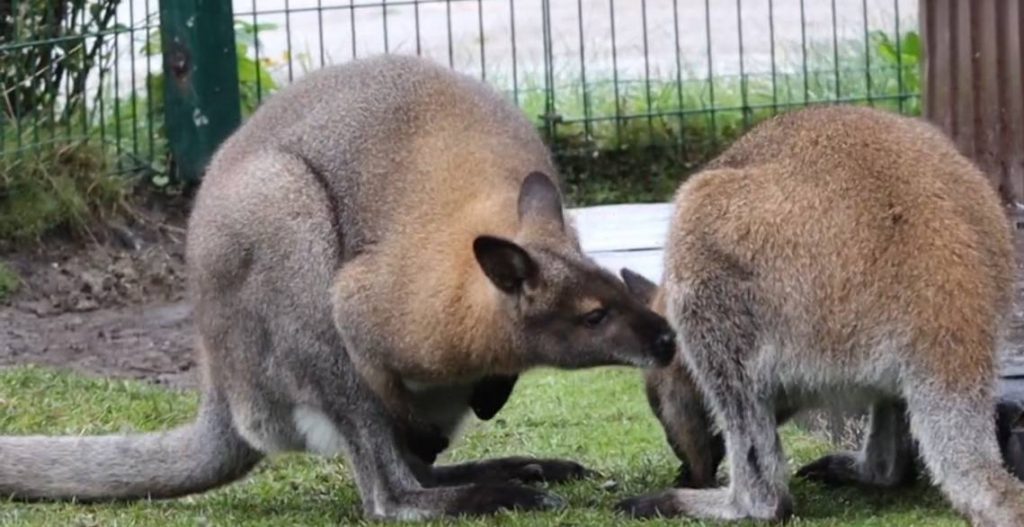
[159,0,241,183]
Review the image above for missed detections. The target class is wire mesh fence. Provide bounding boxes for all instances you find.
[1,0,922,204]
[0,0,162,172]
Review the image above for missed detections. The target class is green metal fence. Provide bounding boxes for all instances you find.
[1,1,922,202]
[0,0,163,174]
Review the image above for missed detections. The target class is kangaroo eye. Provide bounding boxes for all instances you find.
[581,308,608,328]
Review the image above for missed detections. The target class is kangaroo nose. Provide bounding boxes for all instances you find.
[653,330,676,366]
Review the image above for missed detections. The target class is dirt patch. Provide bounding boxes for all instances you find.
[3,195,189,315]
[0,196,198,389]
[3,205,1024,398]
[0,301,196,389]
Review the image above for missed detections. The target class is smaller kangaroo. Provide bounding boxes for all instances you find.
[616,106,1024,526]
[623,267,1024,492]
[619,268,725,489]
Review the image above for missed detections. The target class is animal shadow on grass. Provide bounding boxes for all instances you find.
[788,476,956,522]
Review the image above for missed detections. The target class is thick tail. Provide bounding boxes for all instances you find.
[0,392,262,502]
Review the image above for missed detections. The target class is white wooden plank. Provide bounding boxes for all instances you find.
[586,249,664,283]
[568,203,672,253]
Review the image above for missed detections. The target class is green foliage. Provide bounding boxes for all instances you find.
[0,138,127,246]
[0,365,963,525]
[233,19,281,116]
[121,18,281,186]
[517,30,925,206]
[0,13,285,244]
[0,261,19,301]
[0,0,121,121]
[1,17,924,223]
[0,1,144,245]
[871,30,922,115]
[140,19,280,121]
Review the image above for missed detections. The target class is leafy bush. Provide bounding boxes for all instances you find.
[870,29,921,115]
[0,139,126,246]
[0,0,120,121]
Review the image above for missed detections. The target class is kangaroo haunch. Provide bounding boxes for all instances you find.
[616,106,1024,526]
[0,54,675,521]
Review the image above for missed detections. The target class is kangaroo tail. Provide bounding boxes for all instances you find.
[0,391,262,502]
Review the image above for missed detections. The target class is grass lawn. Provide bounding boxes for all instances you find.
[0,365,961,526]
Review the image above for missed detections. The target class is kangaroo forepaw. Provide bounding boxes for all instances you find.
[616,488,791,522]
[439,456,597,485]
[445,483,567,516]
[797,452,917,489]
[615,490,685,518]
[500,457,598,484]
[795,453,861,487]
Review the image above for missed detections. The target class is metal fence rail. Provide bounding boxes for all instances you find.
[235,1,920,147]
[1,0,922,203]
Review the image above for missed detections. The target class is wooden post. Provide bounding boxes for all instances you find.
[921,0,1024,204]
[159,0,241,183]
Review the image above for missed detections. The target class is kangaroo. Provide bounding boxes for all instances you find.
[624,265,1024,494]
[615,105,1024,526]
[619,268,726,489]
[0,54,676,520]
[622,267,919,490]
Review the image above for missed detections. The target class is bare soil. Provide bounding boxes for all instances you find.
[0,199,197,389]
[3,206,1024,395]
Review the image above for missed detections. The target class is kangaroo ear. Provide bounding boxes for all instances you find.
[517,171,564,229]
[620,267,659,305]
[473,236,539,294]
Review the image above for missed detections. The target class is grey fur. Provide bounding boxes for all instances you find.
[796,399,919,488]
[0,55,673,520]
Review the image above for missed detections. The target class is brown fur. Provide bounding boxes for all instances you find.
[0,55,675,520]
[621,269,726,488]
[617,106,1024,526]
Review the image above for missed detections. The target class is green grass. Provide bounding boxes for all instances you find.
[0,365,961,526]
[0,262,18,301]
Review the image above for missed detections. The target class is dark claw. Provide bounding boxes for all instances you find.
[446,484,566,516]
[795,454,858,487]
[469,375,519,420]
[615,491,681,519]
[497,458,598,484]
[521,459,597,484]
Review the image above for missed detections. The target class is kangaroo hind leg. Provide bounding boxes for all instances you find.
[797,399,918,488]
[905,378,1024,527]
[618,275,792,522]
